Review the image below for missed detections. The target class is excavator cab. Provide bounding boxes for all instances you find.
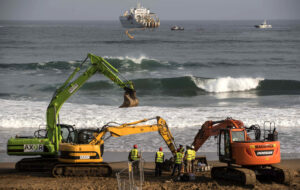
[218,128,247,163]
[60,124,77,143]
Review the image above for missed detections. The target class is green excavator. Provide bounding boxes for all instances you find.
[7,53,139,171]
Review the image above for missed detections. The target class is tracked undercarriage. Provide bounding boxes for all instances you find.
[211,165,293,186]
[15,157,58,172]
[52,162,112,177]
[15,157,112,177]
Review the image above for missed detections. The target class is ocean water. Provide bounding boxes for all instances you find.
[0,20,300,161]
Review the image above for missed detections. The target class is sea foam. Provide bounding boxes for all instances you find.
[0,99,299,129]
[104,55,152,64]
[191,76,264,93]
[1,99,300,153]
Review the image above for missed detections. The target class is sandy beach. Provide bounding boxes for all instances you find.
[0,159,299,190]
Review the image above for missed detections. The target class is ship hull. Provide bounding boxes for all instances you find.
[119,16,145,28]
[255,25,272,29]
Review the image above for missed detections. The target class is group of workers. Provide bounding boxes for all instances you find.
[171,144,196,176]
[128,144,196,177]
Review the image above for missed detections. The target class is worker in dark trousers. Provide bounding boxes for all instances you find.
[128,144,140,172]
[184,146,193,173]
[155,147,164,176]
[171,148,183,176]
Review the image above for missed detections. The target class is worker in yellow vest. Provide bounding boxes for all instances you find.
[155,147,164,176]
[128,144,140,171]
[184,146,193,173]
[171,148,183,176]
[191,145,196,173]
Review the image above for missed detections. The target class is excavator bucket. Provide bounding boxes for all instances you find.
[120,88,139,108]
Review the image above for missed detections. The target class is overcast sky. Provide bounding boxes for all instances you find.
[0,0,299,21]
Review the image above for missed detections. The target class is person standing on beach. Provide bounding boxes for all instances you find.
[171,148,183,176]
[179,145,186,173]
[184,146,193,173]
[191,145,196,173]
[155,147,164,176]
[128,144,140,171]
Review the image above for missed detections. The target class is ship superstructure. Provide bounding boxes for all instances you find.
[119,2,160,28]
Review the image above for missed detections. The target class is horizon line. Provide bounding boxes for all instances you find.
[1,18,300,22]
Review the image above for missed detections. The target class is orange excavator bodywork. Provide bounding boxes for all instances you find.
[192,118,293,185]
[225,128,280,166]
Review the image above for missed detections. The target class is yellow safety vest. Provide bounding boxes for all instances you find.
[175,152,183,164]
[131,149,139,161]
[192,150,196,160]
[156,151,164,163]
[186,149,193,161]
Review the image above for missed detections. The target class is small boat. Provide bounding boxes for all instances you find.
[254,20,272,29]
[171,25,184,31]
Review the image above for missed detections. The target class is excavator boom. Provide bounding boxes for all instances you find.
[192,118,245,151]
[47,53,139,151]
[89,116,177,156]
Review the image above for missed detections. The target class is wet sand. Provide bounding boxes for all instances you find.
[0,160,299,190]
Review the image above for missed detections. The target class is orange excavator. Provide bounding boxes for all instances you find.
[192,118,293,185]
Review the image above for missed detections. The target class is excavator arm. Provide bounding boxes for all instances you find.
[47,53,139,151]
[89,116,177,156]
[192,118,245,151]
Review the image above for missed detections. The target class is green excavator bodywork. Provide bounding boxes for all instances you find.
[7,53,138,156]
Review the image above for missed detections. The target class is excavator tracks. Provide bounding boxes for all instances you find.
[52,162,112,177]
[211,166,256,186]
[266,166,294,185]
[276,167,294,185]
[211,165,294,186]
[15,157,58,172]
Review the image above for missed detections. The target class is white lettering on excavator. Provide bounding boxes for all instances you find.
[256,150,273,156]
[80,155,90,159]
[24,144,44,152]
[68,83,79,94]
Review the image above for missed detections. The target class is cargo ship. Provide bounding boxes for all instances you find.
[119,2,160,28]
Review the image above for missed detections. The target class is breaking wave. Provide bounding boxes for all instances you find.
[38,76,300,96]
[103,55,152,64]
[191,76,263,93]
